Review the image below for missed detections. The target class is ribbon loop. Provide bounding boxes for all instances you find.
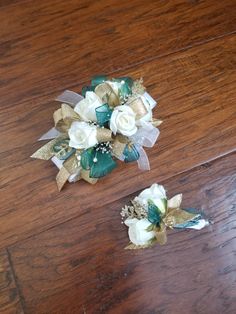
[55,90,84,107]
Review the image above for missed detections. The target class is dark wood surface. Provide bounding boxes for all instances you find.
[0,0,236,313]
[0,250,23,314]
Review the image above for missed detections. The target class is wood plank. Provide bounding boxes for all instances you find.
[1,35,236,248]
[8,153,236,314]
[0,0,236,107]
[0,250,24,314]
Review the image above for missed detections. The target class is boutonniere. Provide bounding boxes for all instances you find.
[31,76,162,190]
[121,183,209,249]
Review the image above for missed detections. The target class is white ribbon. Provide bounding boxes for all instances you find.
[131,123,160,148]
[185,219,209,230]
[38,127,61,141]
[143,92,157,109]
[55,90,84,107]
[136,145,150,171]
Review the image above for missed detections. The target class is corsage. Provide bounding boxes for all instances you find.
[121,183,209,249]
[31,76,161,190]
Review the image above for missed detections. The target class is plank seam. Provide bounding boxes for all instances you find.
[6,248,26,314]
[6,30,236,108]
[6,149,236,251]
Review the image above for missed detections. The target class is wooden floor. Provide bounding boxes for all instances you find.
[0,1,236,313]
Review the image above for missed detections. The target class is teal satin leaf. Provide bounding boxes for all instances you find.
[52,139,75,160]
[95,104,113,126]
[173,208,204,229]
[90,151,117,178]
[123,144,140,163]
[80,148,95,170]
[147,200,162,226]
[91,75,108,87]
[173,216,202,229]
[81,86,95,97]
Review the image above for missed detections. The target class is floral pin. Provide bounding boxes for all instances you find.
[121,184,209,249]
[31,76,162,190]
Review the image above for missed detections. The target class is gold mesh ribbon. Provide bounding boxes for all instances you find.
[56,166,71,191]
[95,82,120,107]
[97,128,113,142]
[80,169,98,184]
[53,103,80,132]
[163,208,197,228]
[31,137,65,160]
[112,135,128,158]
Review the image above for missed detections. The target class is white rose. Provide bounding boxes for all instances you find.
[74,91,102,122]
[125,218,156,246]
[110,105,137,136]
[134,183,167,214]
[68,121,98,149]
[136,95,152,127]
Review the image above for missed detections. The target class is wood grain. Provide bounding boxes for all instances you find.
[1,35,236,248]
[8,153,236,314]
[0,250,24,314]
[0,0,236,107]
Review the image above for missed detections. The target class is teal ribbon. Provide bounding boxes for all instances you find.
[81,85,96,97]
[95,104,113,126]
[82,75,134,100]
[80,147,117,178]
[173,208,206,229]
[91,75,108,87]
[112,77,133,99]
[123,144,140,163]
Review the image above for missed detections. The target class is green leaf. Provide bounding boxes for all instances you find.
[147,200,162,226]
[95,104,113,126]
[91,75,107,87]
[123,144,140,163]
[90,151,117,178]
[146,224,155,232]
[80,148,95,170]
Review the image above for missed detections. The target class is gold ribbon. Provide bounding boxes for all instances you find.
[80,169,98,184]
[152,119,163,127]
[154,223,167,245]
[111,134,128,158]
[56,166,71,191]
[163,208,197,228]
[95,82,120,107]
[129,97,148,119]
[53,103,80,132]
[97,128,113,142]
[31,137,65,160]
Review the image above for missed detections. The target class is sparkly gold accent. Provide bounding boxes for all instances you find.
[132,78,146,95]
[31,137,65,160]
[97,128,113,143]
[80,169,98,184]
[56,166,71,191]
[63,155,80,174]
[111,134,128,158]
[163,208,197,227]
